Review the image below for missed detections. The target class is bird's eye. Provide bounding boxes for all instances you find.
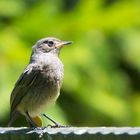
[47,41,54,47]
[43,40,54,47]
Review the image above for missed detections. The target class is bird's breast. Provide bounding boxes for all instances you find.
[18,53,64,116]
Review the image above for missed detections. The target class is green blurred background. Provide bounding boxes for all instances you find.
[0,0,140,127]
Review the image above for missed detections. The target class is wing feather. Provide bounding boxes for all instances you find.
[10,64,41,115]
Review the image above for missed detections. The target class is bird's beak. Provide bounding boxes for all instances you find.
[57,41,73,48]
[62,41,73,45]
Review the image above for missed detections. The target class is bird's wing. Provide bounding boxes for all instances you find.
[10,63,42,115]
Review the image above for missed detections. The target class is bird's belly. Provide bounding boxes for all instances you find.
[17,85,60,117]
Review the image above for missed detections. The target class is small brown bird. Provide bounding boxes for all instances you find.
[8,37,72,127]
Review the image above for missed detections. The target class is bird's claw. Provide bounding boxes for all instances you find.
[47,123,68,128]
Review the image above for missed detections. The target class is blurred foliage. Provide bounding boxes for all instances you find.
[0,0,140,127]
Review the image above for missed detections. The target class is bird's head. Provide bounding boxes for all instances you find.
[32,37,72,56]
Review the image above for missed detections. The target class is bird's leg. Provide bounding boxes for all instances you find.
[26,111,37,128]
[42,114,66,128]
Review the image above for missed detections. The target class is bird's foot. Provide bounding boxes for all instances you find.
[47,123,68,128]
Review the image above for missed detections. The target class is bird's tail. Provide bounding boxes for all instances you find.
[8,111,19,127]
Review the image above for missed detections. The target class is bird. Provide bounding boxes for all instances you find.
[8,37,72,127]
